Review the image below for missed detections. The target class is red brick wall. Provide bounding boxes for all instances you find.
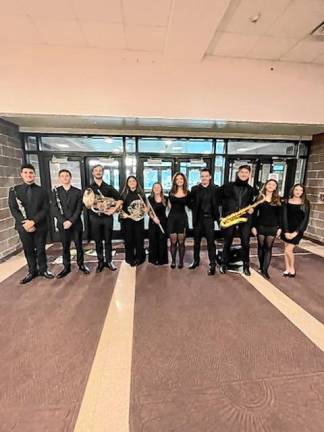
[305,134,324,243]
[0,119,23,260]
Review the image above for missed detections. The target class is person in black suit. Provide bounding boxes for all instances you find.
[219,165,258,276]
[8,163,54,284]
[51,169,90,278]
[87,164,123,273]
[188,168,220,275]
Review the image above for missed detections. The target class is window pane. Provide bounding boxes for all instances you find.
[125,155,137,178]
[40,136,123,153]
[26,154,41,184]
[138,138,213,154]
[228,141,296,156]
[295,159,306,184]
[214,156,225,186]
[215,139,225,153]
[25,136,37,151]
[126,137,136,153]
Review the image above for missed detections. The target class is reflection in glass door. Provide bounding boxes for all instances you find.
[179,159,207,190]
[258,159,287,196]
[228,159,258,186]
[142,159,173,194]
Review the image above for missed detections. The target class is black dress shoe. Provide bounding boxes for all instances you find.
[96,262,105,273]
[208,265,216,276]
[288,272,296,278]
[79,264,90,274]
[56,267,71,279]
[188,261,200,269]
[106,262,117,271]
[178,263,184,269]
[130,261,137,267]
[261,270,270,280]
[20,272,37,284]
[243,266,251,276]
[170,262,176,269]
[40,270,54,279]
[219,265,227,274]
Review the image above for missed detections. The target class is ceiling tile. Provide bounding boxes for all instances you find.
[33,19,85,46]
[246,35,298,60]
[266,0,324,38]
[211,32,259,57]
[125,25,166,51]
[80,22,125,49]
[0,16,40,43]
[220,0,291,35]
[21,0,76,19]
[72,0,122,22]
[123,0,172,26]
[1,0,27,16]
[281,38,324,62]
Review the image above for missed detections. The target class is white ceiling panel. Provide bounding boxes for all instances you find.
[81,22,125,49]
[125,26,166,51]
[211,32,259,57]
[282,38,324,62]
[266,0,324,38]
[246,35,298,60]
[0,16,40,44]
[1,0,26,16]
[165,0,231,61]
[33,19,85,46]
[123,0,172,26]
[220,0,291,36]
[21,0,77,19]
[72,0,122,23]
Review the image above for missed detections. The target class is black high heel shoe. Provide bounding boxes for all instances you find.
[288,272,296,278]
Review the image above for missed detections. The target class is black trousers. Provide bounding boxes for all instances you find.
[222,221,251,266]
[193,216,216,265]
[58,226,84,268]
[18,228,48,274]
[90,215,113,264]
[123,219,145,264]
[148,222,168,265]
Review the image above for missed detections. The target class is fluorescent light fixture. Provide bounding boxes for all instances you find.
[57,143,69,148]
[105,137,113,144]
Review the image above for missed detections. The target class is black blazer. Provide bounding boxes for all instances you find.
[188,184,220,227]
[51,185,83,230]
[219,181,258,217]
[8,183,49,232]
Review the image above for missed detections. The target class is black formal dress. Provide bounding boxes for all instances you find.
[51,185,85,268]
[188,183,220,266]
[252,200,282,274]
[167,194,189,234]
[281,201,310,245]
[87,181,121,265]
[8,182,50,274]
[219,178,258,266]
[148,195,168,265]
[121,191,146,265]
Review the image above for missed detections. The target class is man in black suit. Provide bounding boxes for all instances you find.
[51,169,90,279]
[188,168,220,275]
[87,164,123,273]
[8,163,54,284]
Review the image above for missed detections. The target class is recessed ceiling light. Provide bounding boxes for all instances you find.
[249,13,261,23]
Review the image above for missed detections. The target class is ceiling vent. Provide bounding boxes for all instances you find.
[311,21,324,38]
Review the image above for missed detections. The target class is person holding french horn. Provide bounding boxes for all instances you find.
[83,164,122,273]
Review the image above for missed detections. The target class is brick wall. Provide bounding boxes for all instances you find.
[305,134,324,243]
[0,119,23,260]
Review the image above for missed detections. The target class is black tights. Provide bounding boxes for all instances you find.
[170,233,186,266]
[257,235,275,273]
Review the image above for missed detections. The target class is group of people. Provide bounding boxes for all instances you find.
[8,163,310,284]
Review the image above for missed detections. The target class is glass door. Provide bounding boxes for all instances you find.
[227,158,259,187]
[258,158,288,196]
[140,158,174,194]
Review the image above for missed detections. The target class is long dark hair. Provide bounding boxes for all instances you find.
[289,183,309,210]
[121,175,145,199]
[170,172,188,196]
[259,179,281,206]
[150,182,166,205]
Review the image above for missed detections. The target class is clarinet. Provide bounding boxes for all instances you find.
[54,186,64,216]
[11,186,27,220]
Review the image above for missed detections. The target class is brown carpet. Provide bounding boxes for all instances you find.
[130,253,324,432]
[0,259,119,432]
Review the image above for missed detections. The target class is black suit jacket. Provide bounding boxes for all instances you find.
[188,184,220,227]
[219,181,258,217]
[8,183,49,232]
[51,185,83,230]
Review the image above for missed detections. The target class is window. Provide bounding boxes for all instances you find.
[138,138,213,154]
[26,154,41,183]
[25,136,38,151]
[214,156,225,186]
[228,141,296,156]
[40,136,123,153]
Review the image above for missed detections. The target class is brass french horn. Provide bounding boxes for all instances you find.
[83,188,116,214]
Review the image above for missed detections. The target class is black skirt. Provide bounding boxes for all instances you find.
[281,231,303,245]
[256,225,278,237]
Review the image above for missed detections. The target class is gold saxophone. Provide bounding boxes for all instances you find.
[220,194,265,229]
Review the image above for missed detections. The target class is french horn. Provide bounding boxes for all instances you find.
[83,188,117,214]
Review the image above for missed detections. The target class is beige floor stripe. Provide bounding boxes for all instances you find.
[74,262,136,432]
[244,269,324,352]
[299,239,324,258]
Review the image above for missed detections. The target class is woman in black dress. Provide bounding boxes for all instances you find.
[120,176,148,266]
[167,172,189,269]
[281,183,310,277]
[251,179,282,279]
[148,182,168,265]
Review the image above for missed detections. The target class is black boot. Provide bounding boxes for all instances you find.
[56,266,71,279]
[189,260,200,269]
[79,264,90,274]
